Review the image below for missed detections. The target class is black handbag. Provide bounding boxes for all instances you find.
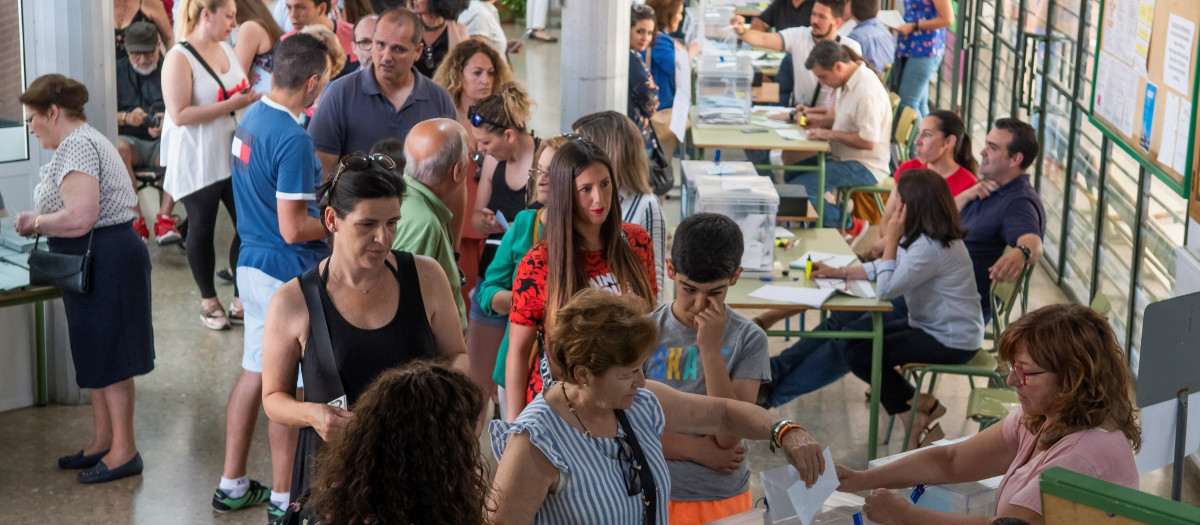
[28,232,94,294]
[648,128,674,196]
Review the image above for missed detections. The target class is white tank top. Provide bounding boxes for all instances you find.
[160,41,249,200]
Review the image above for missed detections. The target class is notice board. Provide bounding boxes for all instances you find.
[1089,0,1200,200]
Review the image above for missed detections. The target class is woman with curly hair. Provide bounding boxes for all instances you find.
[836,303,1141,525]
[305,361,489,525]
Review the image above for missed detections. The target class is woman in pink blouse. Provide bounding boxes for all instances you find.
[836,303,1141,525]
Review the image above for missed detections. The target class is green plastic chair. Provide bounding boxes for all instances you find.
[966,387,1019,432]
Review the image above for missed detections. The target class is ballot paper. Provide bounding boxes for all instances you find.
[760,448,840,525]
[814,278,876,298]
[790,251,859,269]
[775,226,796,239]
[776,129,811,141]
[748,285,835,308]
[876,10,906,29]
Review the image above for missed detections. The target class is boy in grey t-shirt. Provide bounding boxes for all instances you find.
[642,213,770,522]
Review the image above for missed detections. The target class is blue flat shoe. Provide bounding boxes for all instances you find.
[58,449,109,470]
[77,453,143,484]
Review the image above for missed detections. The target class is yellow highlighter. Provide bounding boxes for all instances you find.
[805,255,813,280]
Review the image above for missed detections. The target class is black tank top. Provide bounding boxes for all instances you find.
[479,141,540,272]
[308,250,437,405]
[115,0,155,62]
[414,27,449,78]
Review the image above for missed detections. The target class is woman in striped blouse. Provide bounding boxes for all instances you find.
[490,289,825,524]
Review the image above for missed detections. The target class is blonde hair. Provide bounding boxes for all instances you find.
[175,0,232,38]
[298,24,347,78]
[433,39,513,106]
[527,135,569,205]
[470,81,532,135]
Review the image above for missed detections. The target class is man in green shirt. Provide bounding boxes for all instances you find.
[392,118,469,334]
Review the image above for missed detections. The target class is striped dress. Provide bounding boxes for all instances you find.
[490,388,672,524]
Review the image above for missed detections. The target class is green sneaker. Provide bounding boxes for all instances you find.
[212,479,271,512]
[267,501,286,524]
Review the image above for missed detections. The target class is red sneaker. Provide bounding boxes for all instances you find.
[132,215,150,239]
[155,214,182,246]
[841,217,869,248]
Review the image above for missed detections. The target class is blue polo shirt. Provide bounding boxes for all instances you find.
[232,96,331,283]
[960,174,1045,315]
[308,64,456,158]
[848,18,896,73]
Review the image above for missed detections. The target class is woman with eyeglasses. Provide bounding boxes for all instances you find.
[573,111,666,302]
[477,135,565,420]
[230,0,284,93]
[261,153,469,501]
[412,0,470,78]
[504,138,658,421]
[490,288,827,524]
[433,38,513,310]
[836,303,1140,525]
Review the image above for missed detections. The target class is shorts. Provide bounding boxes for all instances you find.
[237,266,303,387]
[468,277,509,328]
[668,490,753,525]
[118,135,160,168]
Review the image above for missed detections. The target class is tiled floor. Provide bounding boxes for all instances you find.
[1,22,1196,525]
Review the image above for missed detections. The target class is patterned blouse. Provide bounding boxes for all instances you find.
[897,0,947,58]
[628,49,659,147]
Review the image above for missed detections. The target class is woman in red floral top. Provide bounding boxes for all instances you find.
[504,138,658,420]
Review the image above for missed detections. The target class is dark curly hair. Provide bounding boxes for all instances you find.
[305,361,491,525]
[997,303,1141,452]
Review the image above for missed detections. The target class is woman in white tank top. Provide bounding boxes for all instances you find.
[161,0,261,330]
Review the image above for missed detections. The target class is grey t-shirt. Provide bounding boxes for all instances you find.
[643,302,770,501]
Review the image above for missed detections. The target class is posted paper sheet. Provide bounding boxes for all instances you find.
[1174,100,1192,174]
[1163,15,1196,94]
[1158,92,1180,166]
[1103,0,1139,66]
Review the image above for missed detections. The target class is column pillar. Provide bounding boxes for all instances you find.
[559,0,631,131]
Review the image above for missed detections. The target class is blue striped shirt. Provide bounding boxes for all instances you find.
[490,388,671,524]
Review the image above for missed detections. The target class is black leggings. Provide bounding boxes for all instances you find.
[180,179,239,299]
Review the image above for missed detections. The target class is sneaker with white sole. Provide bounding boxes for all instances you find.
[212,479,271,512]
[155,214,182,246]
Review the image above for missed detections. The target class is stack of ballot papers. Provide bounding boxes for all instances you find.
[698,95,751,125]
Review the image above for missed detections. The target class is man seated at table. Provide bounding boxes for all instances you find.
[780,40,891,234]
[846,0,895,75]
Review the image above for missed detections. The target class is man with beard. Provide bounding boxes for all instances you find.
[116,20,181,245]
[308,7,456,177]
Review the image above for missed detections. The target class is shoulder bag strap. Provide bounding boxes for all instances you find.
[615,408,658,525]
[177,41,236,118]
[298,264,348,403]
[79,138,103,251]
[532,209,543,242]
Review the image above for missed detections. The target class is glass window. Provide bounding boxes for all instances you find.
[0,0,28,163]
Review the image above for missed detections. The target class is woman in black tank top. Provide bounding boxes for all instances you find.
[258,155,469,503]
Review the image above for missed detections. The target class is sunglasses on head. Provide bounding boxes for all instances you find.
[467,106,509,129]
[328,153,397,197]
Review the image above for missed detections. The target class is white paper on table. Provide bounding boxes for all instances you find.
[748,285,835,307]
[1163,15,1196,94]
[775,226,796,239]
[790,251,859,269]
[786,448,841,525]
[1134,391,1200,475]
[1158,92,1180,166]
[669,46,691,141]
[752,105,780,114]
[1174,100,1192,174]
[876,10,905,29]
[754,118,794,129]
[814,278,877,298]
[777,129,811,141]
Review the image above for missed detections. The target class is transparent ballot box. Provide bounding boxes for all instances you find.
[867,440,1000,517]
[688,169,779,274]
[696,54,754,127]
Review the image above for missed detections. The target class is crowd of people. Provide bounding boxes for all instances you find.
[8,0,1146,524]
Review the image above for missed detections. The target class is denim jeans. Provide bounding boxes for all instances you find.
[897,55,940,122]
[785,159,879,228]
[768,299,909,407]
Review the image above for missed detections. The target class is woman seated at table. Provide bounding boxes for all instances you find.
[489,289,826,524]
[837,303,1141,525]
[895,109,977,195]
[762,170,982,451]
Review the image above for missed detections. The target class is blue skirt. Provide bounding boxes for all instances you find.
[47,222,155,388]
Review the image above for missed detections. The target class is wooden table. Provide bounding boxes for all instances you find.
[0,284,61,406]
[726,228,894,460]
[751,82,780,103]
[687,107,831,223]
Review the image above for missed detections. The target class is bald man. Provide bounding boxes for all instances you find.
[391,118,470,334]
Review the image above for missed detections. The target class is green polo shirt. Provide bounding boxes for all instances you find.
[391,175,467,334]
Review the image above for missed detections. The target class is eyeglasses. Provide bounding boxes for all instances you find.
[528,166,548,179]
[328,153,398,198]
[467,106,508,129]
[354,39,373,51]
[470,151,485,166]
[1003,362,1049,386]
[420,40,436,71]
[613,435,643,497]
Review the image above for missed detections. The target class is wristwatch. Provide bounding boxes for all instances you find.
[1017,244,1031,261]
